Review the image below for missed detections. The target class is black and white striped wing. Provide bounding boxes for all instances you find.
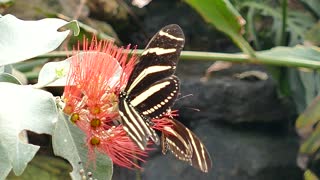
[125,24,185,98]
[161,118,193,162]
[118,96,158,150]
[118,24,185,150]
[161,118,212,173]
[132,76,180,118]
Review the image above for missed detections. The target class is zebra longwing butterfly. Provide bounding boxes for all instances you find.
[118,24,185,150]
[161,118,212,173]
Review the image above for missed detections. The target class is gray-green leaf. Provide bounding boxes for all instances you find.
[0,82,58,176]
[0,14,70,66]
[53,113,113,180]
[0,73,21,84]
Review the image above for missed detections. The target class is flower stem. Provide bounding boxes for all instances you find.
[33,49,320,70]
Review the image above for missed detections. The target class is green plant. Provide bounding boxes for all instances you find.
[0,14,113,179]
[184,0,320,179]
[2,0,320,179]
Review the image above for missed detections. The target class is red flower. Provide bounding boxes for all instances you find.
[63,36,184,170]
[62,36,147,169]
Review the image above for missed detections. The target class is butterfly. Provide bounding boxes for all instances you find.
[118,24,184,150]
[118,24,212,172]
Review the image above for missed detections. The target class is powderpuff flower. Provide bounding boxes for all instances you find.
[152,110,179,134]
[62,36,147,169]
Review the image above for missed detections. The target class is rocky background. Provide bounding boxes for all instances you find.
[3,0,303,179]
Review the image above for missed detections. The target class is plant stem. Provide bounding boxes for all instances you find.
[230,34,256,58]
[34,50,320,69]
[181,51,249,62]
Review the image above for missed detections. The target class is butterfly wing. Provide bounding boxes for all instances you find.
[118,95,159,150]
[161,119,193,162]
[161,118,212,173]
[125,24,185,98]
[119,24,185,150]
[130,76,180,119]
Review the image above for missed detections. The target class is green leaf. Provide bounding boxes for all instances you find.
[7,155,71,180]
[0,65,13,74]
[52,113,113,180]
[258,46,320,112]
[0,73,21,84]
[304,169,319,180]
[0,0,13,6]
[258,45,320,63]
[58,20,80,36]
[296,96,320,138]
[13,59,49,73]
[300,0,320,18]
[288,68,307,112]
[0,14,71,66]
[305,22,320,46]
[240,1,316,46]
[300,125,320,154]
[297,95,320,155]
[0,82,58,176]
[185,0,255,56]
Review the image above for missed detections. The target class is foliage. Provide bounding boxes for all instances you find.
[184,0,320,179]
[0,14,112,180]
[238,1,316,47]
[1,0,320,179]
[185,0,255,57]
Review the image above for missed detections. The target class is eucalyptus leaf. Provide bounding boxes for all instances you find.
[36,58,71,87]
[52,112,113,180]
[0,65,13,74]
[0,73,21,84]
[0,82,58,176]
[0,142,11,180]
[36,52,122,87]
[0,14,71,66]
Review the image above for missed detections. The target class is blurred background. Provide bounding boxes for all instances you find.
[2,0,320,179]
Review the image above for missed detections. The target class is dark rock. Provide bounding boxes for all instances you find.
[142,121,302,180]
[174,61,295,124]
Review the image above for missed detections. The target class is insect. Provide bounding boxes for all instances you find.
[161,117,212,173]
[118,24,212,172]
[118,24,185,150]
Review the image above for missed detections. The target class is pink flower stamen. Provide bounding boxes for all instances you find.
[63,36,149,169]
